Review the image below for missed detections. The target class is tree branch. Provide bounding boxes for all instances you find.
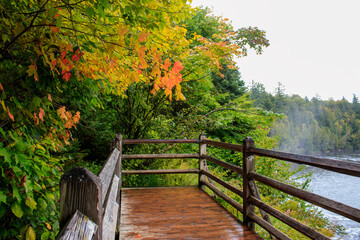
[0,0,50,54]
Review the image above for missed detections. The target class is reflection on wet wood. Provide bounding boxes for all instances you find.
[120,187,262,239]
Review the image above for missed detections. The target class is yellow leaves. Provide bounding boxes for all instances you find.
[25,196,37,210]
[25,226,35,240]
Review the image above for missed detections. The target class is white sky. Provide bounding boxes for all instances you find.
[191,0,360,101]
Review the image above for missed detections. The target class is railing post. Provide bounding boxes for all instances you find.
[199,133,207,190]
[114,133,123,233]
[243,137,255,230]
[59,167,103,239]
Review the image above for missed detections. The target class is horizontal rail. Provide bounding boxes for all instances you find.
[123,153,199,159]
[249,172,360,223]
[122,169,199,175]
[248,213,291,240]
[123,139,199,144]
[250,147,360,177]
[202,139,243,152]
[202,155,243,175]
[201,170,243,197]
[201,180,243,213]
[249,196,330,240]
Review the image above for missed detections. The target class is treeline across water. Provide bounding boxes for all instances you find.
[250,82,360,153]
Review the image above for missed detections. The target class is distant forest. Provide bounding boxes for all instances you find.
[250,82,360,153]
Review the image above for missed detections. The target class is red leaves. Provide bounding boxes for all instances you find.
[47,94,52,102]
[0,83,3,91]
[72,53,79,62]
[50,45,81,82]
[71,49,82,62]
[51,27,60,33]
[5,169,14,178]
[20,175,26,187]
[63,72,71,81]
[61,50,67,59]
[61,58,69,65]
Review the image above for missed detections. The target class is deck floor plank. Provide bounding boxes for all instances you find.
[120,187,262,240]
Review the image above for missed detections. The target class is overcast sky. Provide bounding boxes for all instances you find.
[191,0,360,101]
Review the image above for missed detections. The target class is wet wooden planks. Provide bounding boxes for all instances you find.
[120,187,262,239]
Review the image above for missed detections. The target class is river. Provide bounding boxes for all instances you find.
[296,151,360,239]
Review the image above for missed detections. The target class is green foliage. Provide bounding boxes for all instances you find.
[250,82,360,153]
[0,128,60,239]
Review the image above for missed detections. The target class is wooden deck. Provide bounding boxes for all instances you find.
[120,187,263,239]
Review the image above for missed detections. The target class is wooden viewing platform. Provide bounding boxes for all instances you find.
[120,187,262,239]
[57,134,360,240]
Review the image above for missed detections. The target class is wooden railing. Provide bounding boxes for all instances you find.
[57,134,122,240]
[57,133,360,240]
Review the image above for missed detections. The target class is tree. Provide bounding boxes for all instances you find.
[0,0,193,237]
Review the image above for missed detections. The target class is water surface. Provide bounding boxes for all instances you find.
[298,151,360,239]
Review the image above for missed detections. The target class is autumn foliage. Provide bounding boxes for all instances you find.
[0,0,193,238]
[0,0,275,238]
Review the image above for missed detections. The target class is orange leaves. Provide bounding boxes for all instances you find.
[39,108,45,121]
[152,60,184,100]
[139,32,150,42]
[33,113,39,125]
[172,61,183,74]
[45,222,51,230]
[118,25,129,37]
[8,109,14,122]
[57,106,80,129]
[57,106,67,119]
[33,108,45,125]
[163,59,171,71]
[47,94,52,102]
[73,111,80,124]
